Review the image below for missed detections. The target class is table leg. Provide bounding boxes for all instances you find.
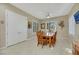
[49,37,51,47]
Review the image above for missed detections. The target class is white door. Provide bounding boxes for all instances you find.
[5,10,27,47]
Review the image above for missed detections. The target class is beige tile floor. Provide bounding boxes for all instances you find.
[0,36,72,55]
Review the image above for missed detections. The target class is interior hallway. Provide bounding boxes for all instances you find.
[0,3,77,55]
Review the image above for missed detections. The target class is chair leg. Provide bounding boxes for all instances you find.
[41,40,44,48]
[52,44,55,47]
[49,40,51,47]
[49,41,51,47]
[37,42,39,46]
[42,45,43,48]
[37,43,39,46]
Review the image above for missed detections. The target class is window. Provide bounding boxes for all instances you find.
[33,22,38,32]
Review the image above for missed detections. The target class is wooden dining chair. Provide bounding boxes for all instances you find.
[50,35,54,47]
[72,41,79,55]
[51,31,57,47]
[41,35,47,48]
[36,31,42,46]
[72,42,76,55]
[54,31,57,45]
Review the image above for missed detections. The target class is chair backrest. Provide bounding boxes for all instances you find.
[72,41,79,55]
[36,31,43,40]
[51,31,57,41]
[36,32,40,39]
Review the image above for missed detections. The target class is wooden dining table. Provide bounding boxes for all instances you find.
[42,32,55,47]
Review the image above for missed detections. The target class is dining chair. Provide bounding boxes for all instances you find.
[72,41,79,55]
[36,31,42,46]
[51,31,57,47]
[72,41,76,55]
[41,35,47,48]
[54,31,57,45]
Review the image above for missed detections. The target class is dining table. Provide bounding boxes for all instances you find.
[42,32,55,47]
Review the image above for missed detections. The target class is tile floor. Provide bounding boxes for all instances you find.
[0,35,73,55]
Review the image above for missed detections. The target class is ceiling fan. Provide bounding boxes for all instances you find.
[45,12,51,18]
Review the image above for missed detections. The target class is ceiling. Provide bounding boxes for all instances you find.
[11,3,74,19]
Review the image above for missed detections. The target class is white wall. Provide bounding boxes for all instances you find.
[0,4,39,48]
[5,10,27,47]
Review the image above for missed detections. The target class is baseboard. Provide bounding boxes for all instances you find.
[0,47,7,50]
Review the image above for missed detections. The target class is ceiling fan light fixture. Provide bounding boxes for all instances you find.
[46,12,51,18]
[47,16,51,18]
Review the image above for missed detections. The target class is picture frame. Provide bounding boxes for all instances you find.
[28,21,32,29]
[59,21,64,28]
[41,23,45,29]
